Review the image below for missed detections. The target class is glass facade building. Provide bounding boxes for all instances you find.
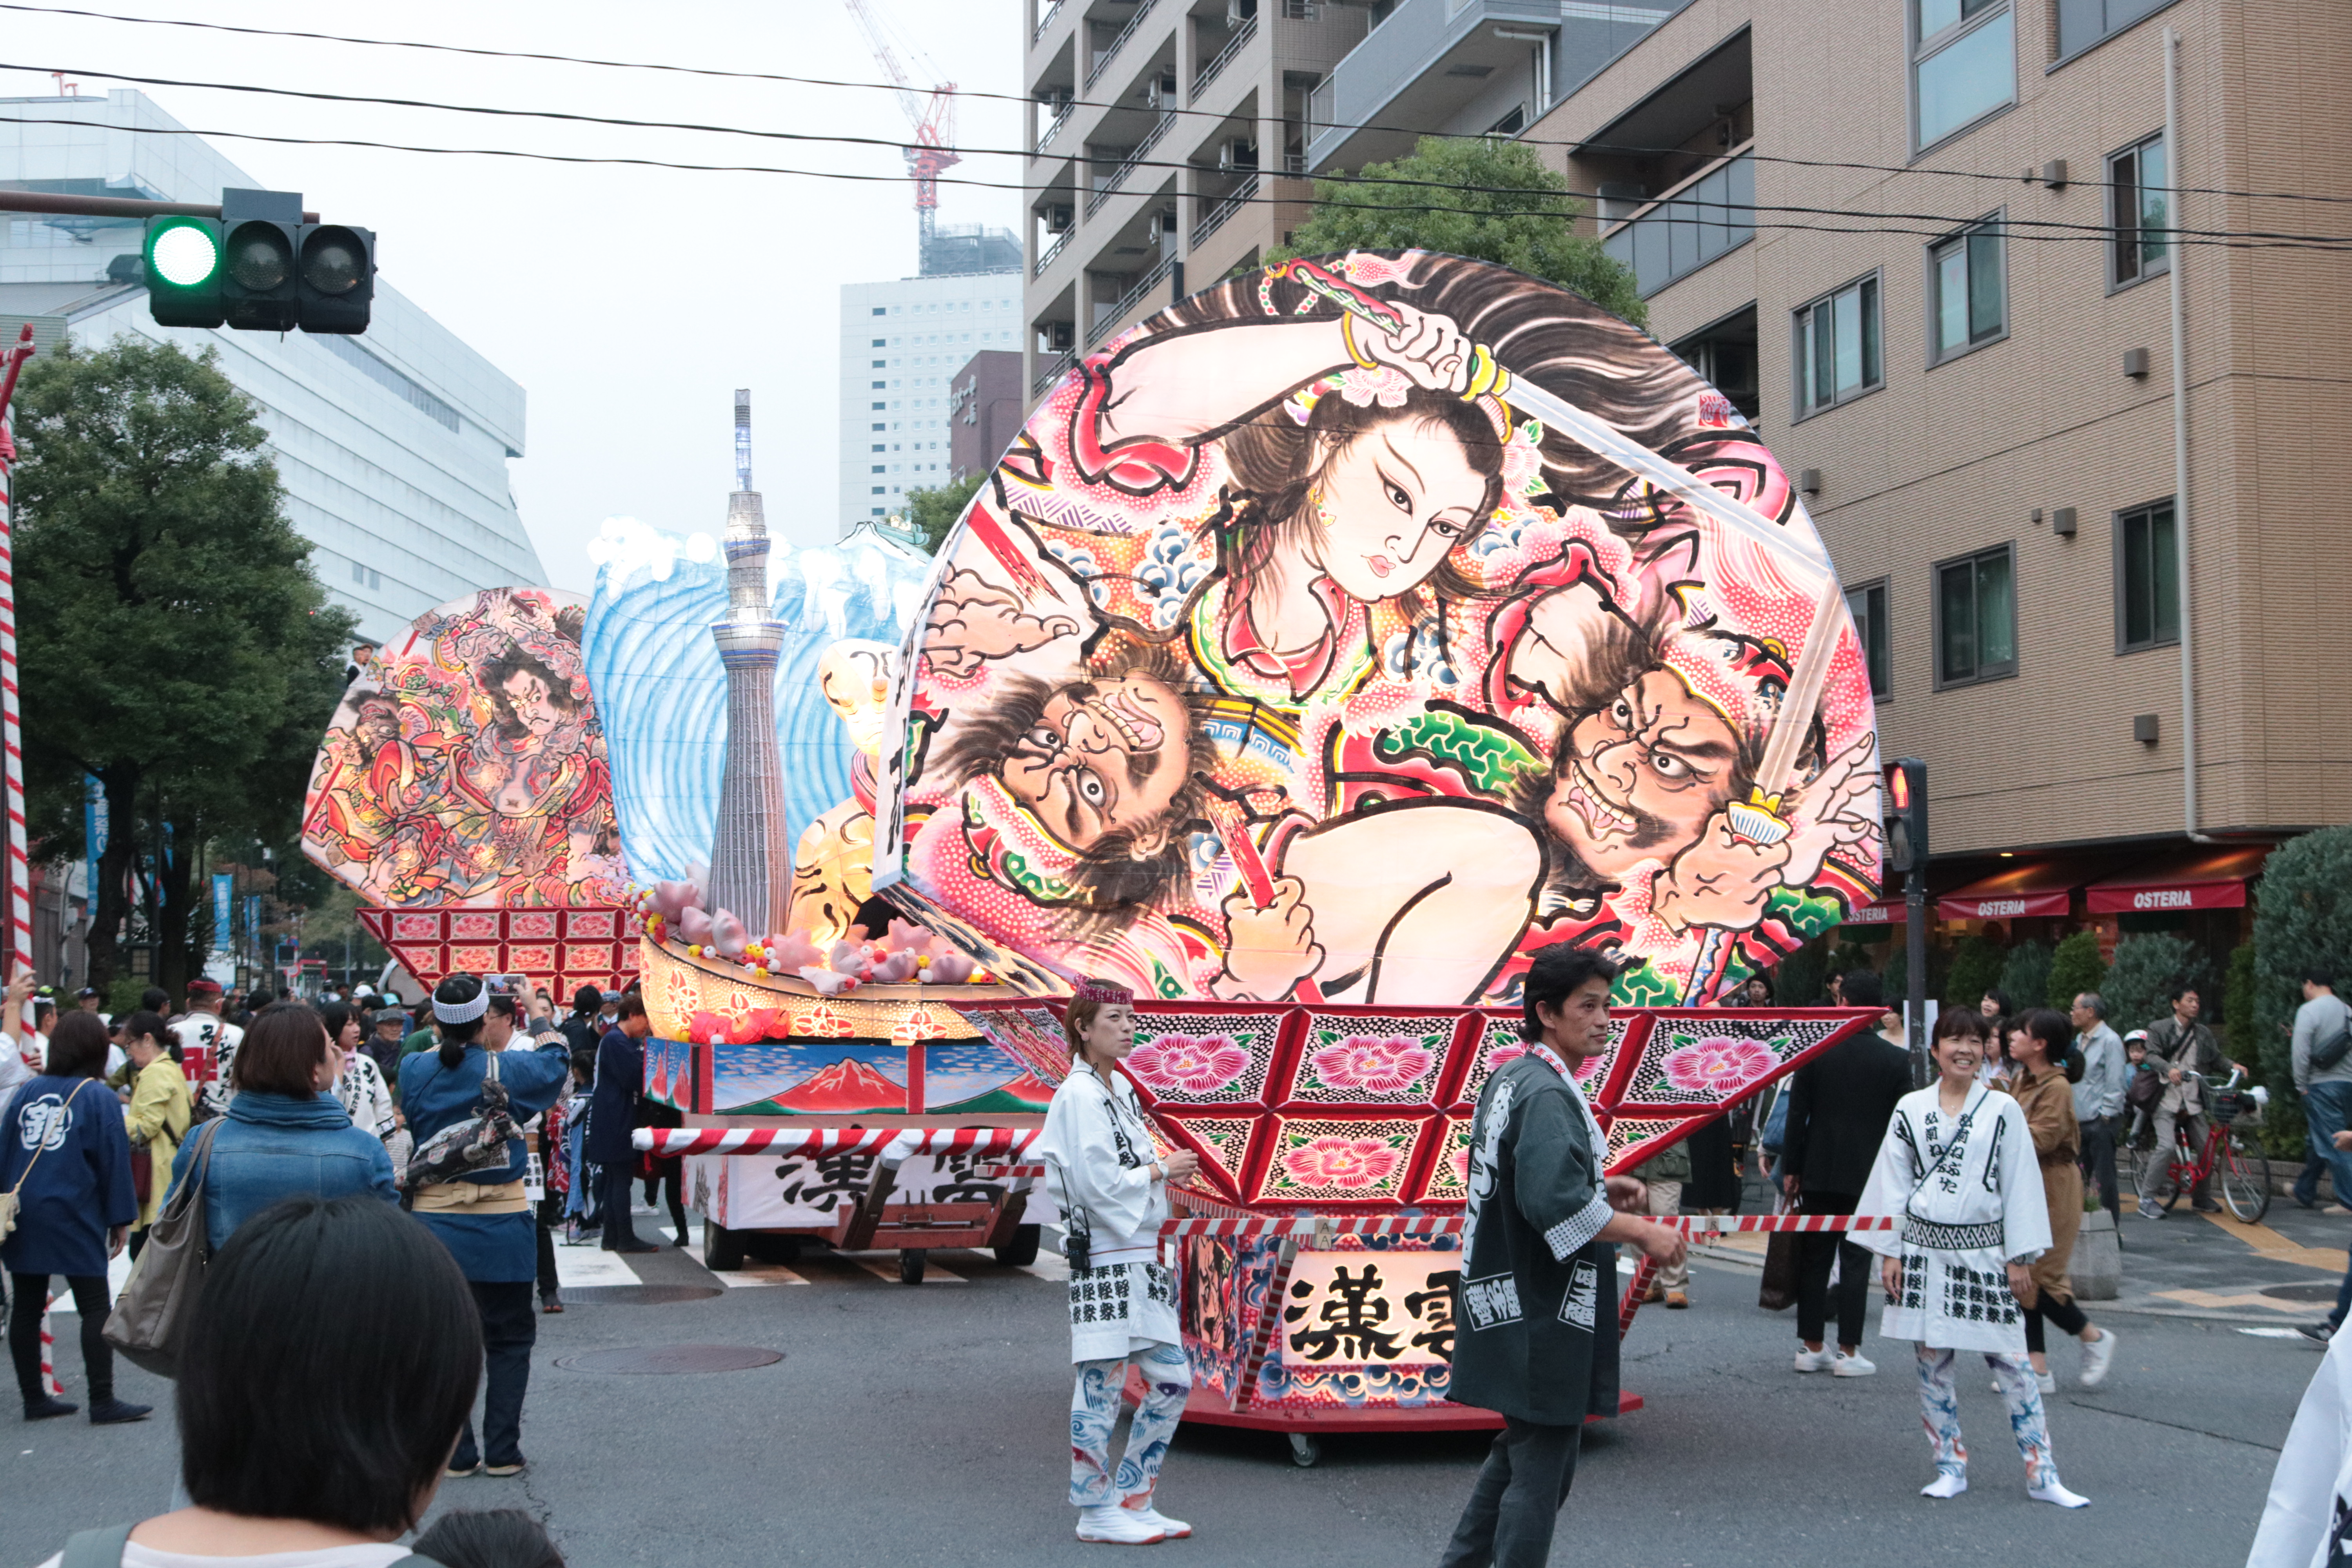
[0,90,544,643]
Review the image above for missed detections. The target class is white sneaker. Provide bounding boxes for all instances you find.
[1793,1347,1833,1373]
[2079,1328,2116,1389]
[1122,1500,1191,1540]
[1831,1351,1877,1377]
[2029,1479,2091,1509]
[2036,1369,2058,1394]
[1920,1470,1969,1499]
[1076,1504,1165,1545]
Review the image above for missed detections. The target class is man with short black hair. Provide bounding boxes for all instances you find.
[2293,971,2352,1216]
[588,993,657,1254]
[2141,986,2239,1215]
[1439,944,1685,1568]
[2071,993,2126,1218]
[1781,969,1913,1378]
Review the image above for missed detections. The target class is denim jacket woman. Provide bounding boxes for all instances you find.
[164,1004,397,1245]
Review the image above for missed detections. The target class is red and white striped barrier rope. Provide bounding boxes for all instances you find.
[974,1163,1045,1180]
[1157,1212,1895,1240]
[40,1299,60,1396]
[0,327,36,984]
[1671,1213,1896,1234]
[633,1126,1042,1161]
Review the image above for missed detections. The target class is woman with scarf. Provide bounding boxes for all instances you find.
[1039,977,1200,1546]
[398,976,569,1478]
[1856,1009,2087,1507]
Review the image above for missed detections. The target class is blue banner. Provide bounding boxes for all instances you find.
[83,774,105,863]
[212,874,233,955]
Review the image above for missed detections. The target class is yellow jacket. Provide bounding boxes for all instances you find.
[123,1056,193,1230]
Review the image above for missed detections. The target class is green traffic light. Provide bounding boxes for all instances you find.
[148,221,220,289]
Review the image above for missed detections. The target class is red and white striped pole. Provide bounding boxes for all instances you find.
[0,324,37,984]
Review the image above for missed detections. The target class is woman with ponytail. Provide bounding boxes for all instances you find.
[397,974,570,1479]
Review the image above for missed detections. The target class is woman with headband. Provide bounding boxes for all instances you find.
[1039,977,1201,1546]
[398,973,571,1479]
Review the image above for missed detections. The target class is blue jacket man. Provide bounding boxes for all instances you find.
[586,992,655,1252]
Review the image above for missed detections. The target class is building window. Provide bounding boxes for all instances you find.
[2115,498,2179,652]
[1486,105,1526,136]
[1846,579,1891,698]
[1928,216,2007,361]
[2055,0,2177,64]
[871,307,886,316]
[1670,306,1760,423]
[871,486,885,495]
[1935,544,2016,688]
[1913,0,2013,149]
[1792,274,1880,417]
[2109,132,2169,287]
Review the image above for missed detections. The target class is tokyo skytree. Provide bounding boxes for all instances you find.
[704,388,792,933]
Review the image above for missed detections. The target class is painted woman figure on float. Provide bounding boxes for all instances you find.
[884,252,1884,1010]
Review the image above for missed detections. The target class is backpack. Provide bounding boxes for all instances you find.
[2312,998,2352,1074]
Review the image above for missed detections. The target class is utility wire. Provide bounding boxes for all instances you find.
[4,1,2352,208]
[4,62,2350,248]
[1,113,2342,256]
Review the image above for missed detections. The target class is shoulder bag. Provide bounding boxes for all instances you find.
[2311,1000,2352,1074]
[0,1079,85,1239]
[102,1116,225,1377]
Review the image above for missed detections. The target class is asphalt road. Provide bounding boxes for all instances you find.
[2,1200,2327,1568]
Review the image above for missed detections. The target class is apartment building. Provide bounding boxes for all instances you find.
[837,267,1023,538]
[1319,0,2352,971]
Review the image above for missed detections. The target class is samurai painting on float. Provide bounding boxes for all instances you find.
[877,252,1883,1005]
[303,587,627,907]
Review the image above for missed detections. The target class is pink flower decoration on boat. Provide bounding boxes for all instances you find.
[1283,1136,1402,1191]
[1310,1035,1435,1095]
[1336,364,1412,408]
[1125,1033,1250,1095]
[1484,1043,1525,1071]
[1661,1036,1777,1097]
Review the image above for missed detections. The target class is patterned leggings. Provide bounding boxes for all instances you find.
[1914,1345,2056,1488]
[1069,1343,1192,1508]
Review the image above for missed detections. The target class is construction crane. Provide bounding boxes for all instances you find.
[842,0,961,258]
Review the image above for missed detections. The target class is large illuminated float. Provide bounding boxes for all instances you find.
[865,253,1886,1451]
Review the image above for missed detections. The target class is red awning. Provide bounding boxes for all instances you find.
[1842,898,1903,925]
[2083,846,2270,915]
[1936,861,2090,922]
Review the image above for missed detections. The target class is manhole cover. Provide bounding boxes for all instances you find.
[2259,1283,2338,1303]
[556,1345,784,1375]
[558,1285,724,1307]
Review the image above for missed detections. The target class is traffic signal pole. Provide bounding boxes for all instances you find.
[1906,851,1929,1088]
[0,190,319,223]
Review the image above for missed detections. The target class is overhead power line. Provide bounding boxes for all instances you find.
[1,113,2343,256]
[2,4,2351,209]
[3,63,2350,249]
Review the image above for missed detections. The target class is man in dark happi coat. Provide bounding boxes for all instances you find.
[1440,944,1688,1568]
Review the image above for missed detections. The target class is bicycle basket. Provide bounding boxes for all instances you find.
[2210,1088,2252,1124]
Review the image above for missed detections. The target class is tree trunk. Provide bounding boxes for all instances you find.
[155,810,198,1009]
[85,764,140,992]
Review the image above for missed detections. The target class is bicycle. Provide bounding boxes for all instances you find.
[2129,1068,2272,1221]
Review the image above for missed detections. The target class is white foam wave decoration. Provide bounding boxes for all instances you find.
[584,519,932,883]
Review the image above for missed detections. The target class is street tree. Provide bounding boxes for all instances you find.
[2046,931,2107,1010]
[11,336,356,1000]
[1270,136,1648,330]
[2253,825,2352,1155]
[904,473,984,554]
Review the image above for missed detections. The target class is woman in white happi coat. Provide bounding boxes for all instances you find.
[1856,1007,2089,1508]
[1038,977,1203,1547]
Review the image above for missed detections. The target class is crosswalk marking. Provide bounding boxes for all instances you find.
[851,1255,967,1284]
[552,1245,642,1289]
[680,1242,807,1287]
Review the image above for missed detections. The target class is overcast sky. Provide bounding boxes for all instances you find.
[0,0,1024,591]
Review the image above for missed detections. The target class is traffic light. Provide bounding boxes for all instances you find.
[296,223,375,334]
[1884,757,1929,875]
[142,215,223,328]
[142,190,375,335]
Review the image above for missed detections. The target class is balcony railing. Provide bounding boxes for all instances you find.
[1084,0,1160,90]
[1599,150,1755,299]
[1034,348,1077,394]
[1083,111,1175,216]
[1034,227,1072,275]
[1089,255,1177,347]
[1192,15,1257,96]
[1191,174,1256,245]
[1033,0,1065,42]
[1036,104,1072,154]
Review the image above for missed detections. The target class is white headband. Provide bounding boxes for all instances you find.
[433,989,489,1025]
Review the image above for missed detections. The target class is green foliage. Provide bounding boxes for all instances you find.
[2223,940,2260,1067]
[904,474,985,555]
[1775,935,1829,1005]
[2103,932,2211,1038]
[1271,136,1648,330]
[1996,940,2052,1018]
[11,336,356,998]
[104,976,150,1017]
[2046,931,2107,1010]
[2254,828,2352,1154]
[1944,934,2006,1010]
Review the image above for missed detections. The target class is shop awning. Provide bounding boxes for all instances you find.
[1936,861,2091,922]
[1842,897,1905,925]
[2083,846,2270,915]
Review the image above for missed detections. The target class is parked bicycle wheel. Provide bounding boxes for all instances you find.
[2219,1134,2271,1222]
